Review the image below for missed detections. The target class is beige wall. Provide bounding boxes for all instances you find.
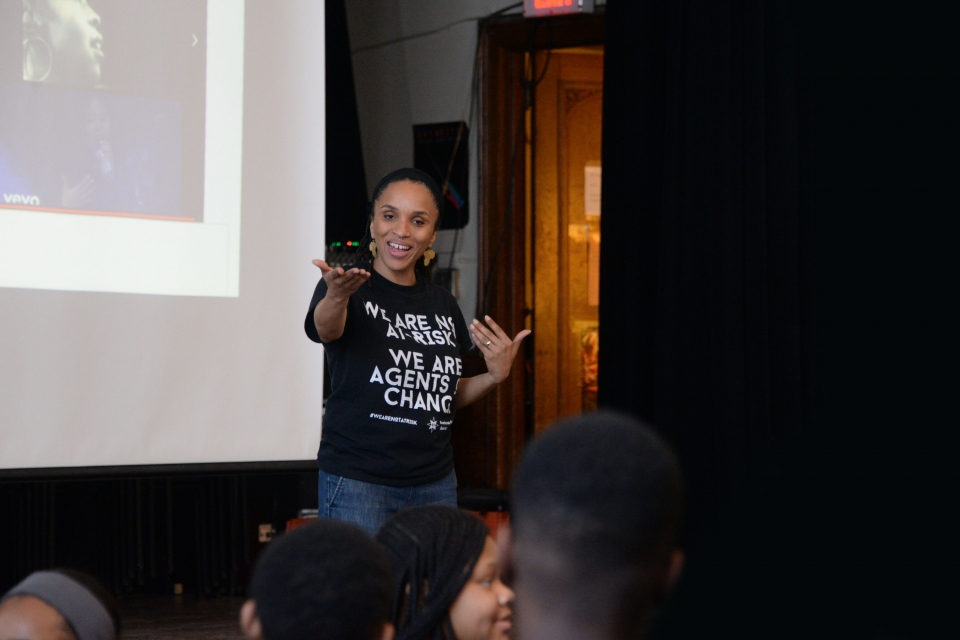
[345,0,521,324]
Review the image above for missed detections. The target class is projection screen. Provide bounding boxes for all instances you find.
[0,0,326,470]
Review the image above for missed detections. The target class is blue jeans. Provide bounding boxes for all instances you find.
[318,469,457,535]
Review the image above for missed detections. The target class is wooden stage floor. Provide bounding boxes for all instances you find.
[120,595,245,639]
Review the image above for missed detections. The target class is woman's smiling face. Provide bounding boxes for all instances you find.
[0,595,76,640]
[369,179,439,285]
[448,536,515,640]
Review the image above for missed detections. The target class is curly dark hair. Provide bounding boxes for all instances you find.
[249,519,394,640]
[511,411,684,637]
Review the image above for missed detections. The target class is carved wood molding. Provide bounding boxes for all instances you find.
[563,85,602,116]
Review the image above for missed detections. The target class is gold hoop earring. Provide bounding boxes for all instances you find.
[423,247,436,266]
[23,37,53,82]
[368,241,378,258]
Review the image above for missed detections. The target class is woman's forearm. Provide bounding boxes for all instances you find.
[454,372,498,409]
[313,294,350,342]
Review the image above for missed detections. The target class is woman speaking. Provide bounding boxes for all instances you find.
[306,168,529,534]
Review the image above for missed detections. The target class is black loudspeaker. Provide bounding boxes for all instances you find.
[413,122,469,230]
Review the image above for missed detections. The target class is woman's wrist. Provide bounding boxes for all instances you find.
[321,289,352,307]
[325,292,350,306]
[486,370,505,386]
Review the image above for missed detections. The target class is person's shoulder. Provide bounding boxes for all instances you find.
[422,279,458,304]
[421,280,467,319]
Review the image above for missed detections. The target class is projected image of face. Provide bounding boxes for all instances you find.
[23,0,104,88]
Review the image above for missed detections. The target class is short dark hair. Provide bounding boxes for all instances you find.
[511,411,683,632]
[249,519,394,640]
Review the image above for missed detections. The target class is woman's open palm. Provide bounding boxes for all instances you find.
[312,259,370,300]
[469,315,531,383]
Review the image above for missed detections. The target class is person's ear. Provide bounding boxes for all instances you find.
[377,622,396,640]
[665,548,685,594]
[239,599,263,640]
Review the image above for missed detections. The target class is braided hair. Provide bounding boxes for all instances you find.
[376,505,489,640]
[355,168,444,281]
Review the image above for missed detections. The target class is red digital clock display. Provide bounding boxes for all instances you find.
[523,0,594,18]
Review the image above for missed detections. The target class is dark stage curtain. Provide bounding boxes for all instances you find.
[600,4,814,632]
[601,0,956,636]
[600,0,810,520]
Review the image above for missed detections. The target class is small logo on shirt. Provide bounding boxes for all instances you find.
[428,417,439,432]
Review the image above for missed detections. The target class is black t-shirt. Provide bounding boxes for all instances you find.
[305,264,472,487]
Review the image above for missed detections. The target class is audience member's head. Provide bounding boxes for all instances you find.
[510,410,685,640]
[0,568,120,640]
[241,519,395,640]
[376,506,514,640]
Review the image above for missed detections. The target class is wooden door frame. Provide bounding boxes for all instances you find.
[531,49,605,433]
[451,12,604,490]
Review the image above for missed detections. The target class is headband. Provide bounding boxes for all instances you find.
[3,571,115,640]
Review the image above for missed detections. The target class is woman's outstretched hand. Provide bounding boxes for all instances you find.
[469,315,532,384]
[313,259,370,301]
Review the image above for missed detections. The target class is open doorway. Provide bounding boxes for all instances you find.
[451,13,604,489]
[528,46,603,430]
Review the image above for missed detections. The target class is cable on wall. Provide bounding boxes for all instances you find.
[350,3,522,55]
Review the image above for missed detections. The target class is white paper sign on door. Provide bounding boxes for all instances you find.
[585,165,602,218]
